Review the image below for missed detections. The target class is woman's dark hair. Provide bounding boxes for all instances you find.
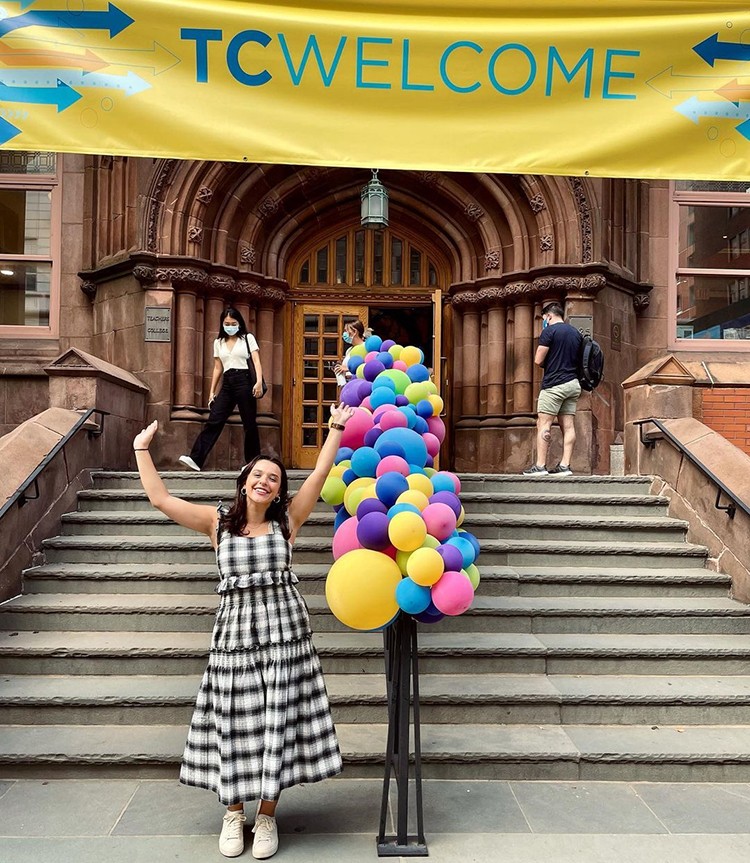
[217,306,249,341]
[220,454,291,540]
[347,320,365,338]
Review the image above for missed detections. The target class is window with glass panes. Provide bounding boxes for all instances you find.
[0,151,58,332]
[673,180,750,342]
[296,227,438,288]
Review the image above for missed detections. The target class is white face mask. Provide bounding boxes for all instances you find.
[224,324,239,336]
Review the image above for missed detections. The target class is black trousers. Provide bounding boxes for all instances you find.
[189,369,261,467]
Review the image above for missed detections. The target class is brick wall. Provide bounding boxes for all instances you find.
[697,388,750,456]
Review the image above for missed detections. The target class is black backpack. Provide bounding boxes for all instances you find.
[578,334,604,391]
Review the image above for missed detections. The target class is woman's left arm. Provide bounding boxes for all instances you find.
[250,349,264,398]
[288,403,354,537]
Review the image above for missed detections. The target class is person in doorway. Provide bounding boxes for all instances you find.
[523,301,583,477]
[332,319,369,386]
[132,402,354,859]
[179,307,264,471]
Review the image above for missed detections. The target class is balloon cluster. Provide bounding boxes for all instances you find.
[323,334,481,631]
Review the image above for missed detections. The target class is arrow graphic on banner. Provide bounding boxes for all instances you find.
[0,45,107,72]
[0,68,150,94]
[675,96,750,123]
[0,4,134,39]
[715,78,750,105]
[0,78,82,111]
[693,33,750,67]
[646,66,750,99]
[0,114,22,145]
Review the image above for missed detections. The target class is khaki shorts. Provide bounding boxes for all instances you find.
[537,379,582,416]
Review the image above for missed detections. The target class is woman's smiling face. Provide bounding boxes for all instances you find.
[243,459,282,505]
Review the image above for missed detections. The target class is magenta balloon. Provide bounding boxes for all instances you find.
[431,570,474,616]
[429,491,462,518]
[436,543,464,572]
[333,517,361,559]
[376,454,410,477]
[426,415,446,443]
[380,410,408,431]
[421,502,457,541]
[340,408,374,449]
[423,432,440,458]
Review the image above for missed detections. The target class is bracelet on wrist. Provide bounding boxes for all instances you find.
[134,448,149,452]
[330,422,346,432]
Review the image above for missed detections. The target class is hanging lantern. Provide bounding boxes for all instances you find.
[360,169,389,228]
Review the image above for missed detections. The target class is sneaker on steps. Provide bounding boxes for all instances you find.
[252,814,279,859]
[548,463,573,476]
[219,809,246,858]
[178,455,201,471]
[522,464,548,476]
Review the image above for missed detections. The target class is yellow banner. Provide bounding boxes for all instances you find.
[0,0,749,179]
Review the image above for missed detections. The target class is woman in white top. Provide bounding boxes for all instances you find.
[333,320,368,385]
[179,307,264,471]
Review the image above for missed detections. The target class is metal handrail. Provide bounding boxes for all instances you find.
[633,417,750,520]
[0,408,109,521]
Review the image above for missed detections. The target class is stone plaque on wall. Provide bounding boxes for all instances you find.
[145,306,172,342]
[611,320,622,352]
[568,315,593,338]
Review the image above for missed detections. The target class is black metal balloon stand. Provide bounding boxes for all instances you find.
[376,612,428,856]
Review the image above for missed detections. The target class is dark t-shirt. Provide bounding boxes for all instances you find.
[538,321,583,389]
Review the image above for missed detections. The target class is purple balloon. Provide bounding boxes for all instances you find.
[363,360,386,382]
[430,491,462,518]
[381,339,396,351]
[395,395,410,407]
[364,427,383,447]
[340,378,363,407]
[414,601,445,624]
[357,380,373,398]
[436,543,464,573]
[356,498,388,519]
[356,511,391,551]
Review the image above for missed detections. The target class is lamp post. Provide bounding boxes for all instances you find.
[361,169,389,228]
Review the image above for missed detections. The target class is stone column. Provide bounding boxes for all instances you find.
[513,301,534,412]
[203,296,224,402]
[174,290,197,409]
[462,306,481,416]
[256,304,275,415]
[486,306,506,414]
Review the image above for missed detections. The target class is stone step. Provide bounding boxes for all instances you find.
[3,630,750,676]
[90,471,655,496]
[3,722,750,781]
[4,673,750,726]
[3,593,750,635]
[59,510,689,543]
[40,534,708,568]
[76,488,671,518]
[22,563,730,598]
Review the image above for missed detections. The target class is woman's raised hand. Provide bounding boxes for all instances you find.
[330,402,355,426]
[133,419,158,452]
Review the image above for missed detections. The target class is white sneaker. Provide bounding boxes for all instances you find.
[252,813,279,859]
[219,809,246,858]
[178,455,201,471]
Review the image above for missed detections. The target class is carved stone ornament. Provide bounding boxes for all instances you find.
[451,273,607,309]
[133,264,155,284]
[264,286,288,306]
[240,244,257,266]
[209,274,236,292]
[236,280,263,297]
[196,186,214,204]
[415,171,441,186]
[188,225,203,243]
[540,235,554,252]
[257,196,280,220]
[569,176,593,264]
[633,292,651,314]
[529,193,546,213]
[146,159,178,252]
[484,249,501,271]
[464,202,484,222]
[155,266,207,285]
[80,280,97,300]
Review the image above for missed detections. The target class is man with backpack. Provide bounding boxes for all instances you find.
[523,302,583,477]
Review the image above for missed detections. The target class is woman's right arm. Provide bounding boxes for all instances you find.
[208,357,223,405]
[133,420,217,541]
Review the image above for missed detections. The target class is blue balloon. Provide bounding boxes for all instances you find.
[396,578,432,615]
[398,406,418,429]
[342,468,358,485]
[375,427,428,468]
[408,464,426,475]
[413,417,429,435]
[416,399,434,418]
[365,334,383,352]
[370,387,397,409]
[413,601,445,624]
[458,530,481,559]
[387,502,422,518]
[407,364,430,383]
[334,508,351,530]
[335,447,354,464]
[347,355,364,374]
[351,446,381,478]
[377,440,407,460]
[375,471,410,507]
[372,375,396,391]
[445,536,476,569]
[376,351,394,369]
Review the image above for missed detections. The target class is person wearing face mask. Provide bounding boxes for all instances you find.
[179,307,264,471]
[132,403,354,859]
[333,320,369,386]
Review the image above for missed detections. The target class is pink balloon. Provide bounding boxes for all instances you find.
[431,570,474,615]
[376,455,411,477]
[373,403,399,421]
[382,544,398,559]
[332,517,362,559]
[361,397,372,411]
[380,410,409,431]
[421,502,457,540]
[426,416,446,443]
[340,407,375,449]
[365,351,378,362]
[393,360,408,372]
[423,432,440,458]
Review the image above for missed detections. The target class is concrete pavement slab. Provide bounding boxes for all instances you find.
[633,782,750,833]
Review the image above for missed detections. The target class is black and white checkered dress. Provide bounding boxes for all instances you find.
[179,515,342,805]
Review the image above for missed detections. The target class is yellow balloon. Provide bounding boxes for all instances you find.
[388,344,403,360]
[344,476,375,515]
[321,476,346,506]
[404,382,430,404]
[428,394,444,414]
[456,505,465,527]
[400,345,422,367]
[351,343,367,358]
[406,473,434,498]
[356,363,366,378]
[424,381,438,395]
[421,534,440,549]
[424,467,437,478]
[388,510,427,551]
[396,489,430,511]
[407,547,445,586]
[395,548,412,575]
[329,463,347,479]
[326,549,401,630]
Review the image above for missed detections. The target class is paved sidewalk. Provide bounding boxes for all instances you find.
[2,777,750,862]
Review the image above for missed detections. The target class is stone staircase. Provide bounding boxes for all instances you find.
[3,471,750,781]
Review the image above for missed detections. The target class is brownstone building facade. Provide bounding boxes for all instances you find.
[1,153,749,472]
